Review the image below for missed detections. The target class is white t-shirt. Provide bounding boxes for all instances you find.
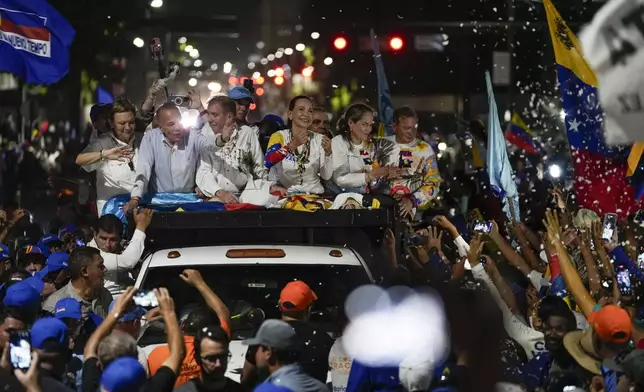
[328,337,352,392]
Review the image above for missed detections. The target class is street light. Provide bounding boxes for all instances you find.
[178,37,187,44]
[223,62,232,74]
[295,43,305,51]
[284,48,293,55]
[193,59,203,67]
[133,37,144,48]
[208,82,222,92]
[150,0,163,8]
[333,37,347,50]
[185,45,194,52]
[311,32,320,39]
[267,54,275,61]
[389,36,404,51]
[188,78,197,87]
[323,57,333,65]
[275,51,283,59]
[189,49,199,59]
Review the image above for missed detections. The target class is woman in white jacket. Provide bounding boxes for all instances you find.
[265,96,333,194]
[330,103,399,194]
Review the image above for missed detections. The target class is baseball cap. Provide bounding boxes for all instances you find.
[588,305,631,344]
[31,317,68,350]
[58,224,77,238]
[3,280,41,307]
[279,281,317,312]
[22,276,44,293]
[19,245,44,257]
[580,0,644,145]
[100,357,146,392]
[37,234,63,257]
[603,350,644,386]
[262,114,285,127]
[243,319,298,351]
[39,251,70,277]
[254,383,294,392]
[54,298,82,321]
[228,87,254,103]
[107,300,146,323]
[0,244,10,260]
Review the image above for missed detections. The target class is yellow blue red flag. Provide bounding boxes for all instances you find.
[504,112,542,156]
[544,0,642,217]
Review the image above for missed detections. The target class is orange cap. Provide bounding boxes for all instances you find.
[588,305,631,344]
[279,281,318,312]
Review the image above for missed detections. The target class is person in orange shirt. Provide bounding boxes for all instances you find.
[147,269,231,387]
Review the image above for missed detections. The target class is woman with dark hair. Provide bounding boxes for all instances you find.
[329,103,399,194]
[264,96,333,194]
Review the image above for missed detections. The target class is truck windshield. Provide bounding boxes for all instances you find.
[138,264,371,344]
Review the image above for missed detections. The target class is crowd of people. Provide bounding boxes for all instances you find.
[0,77,642,392]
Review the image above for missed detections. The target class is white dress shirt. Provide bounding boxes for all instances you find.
[89,229,146,296]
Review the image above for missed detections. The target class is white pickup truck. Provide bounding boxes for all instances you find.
[135,243,374,382]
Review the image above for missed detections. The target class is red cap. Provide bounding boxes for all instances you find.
[279,281,317,312]
[588,305,631,344]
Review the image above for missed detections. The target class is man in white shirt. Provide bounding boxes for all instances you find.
[88,209,153,296]
[197,95,286,203]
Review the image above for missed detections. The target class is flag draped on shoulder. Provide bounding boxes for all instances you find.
[544,0,641,217]
[0,0,75,85]
[370,29,394,139]
[485,71,519,221]
[505,112,542,156]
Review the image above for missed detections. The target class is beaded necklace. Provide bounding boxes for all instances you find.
[289,129,312,185]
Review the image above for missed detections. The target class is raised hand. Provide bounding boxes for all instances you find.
[104,145,133,161]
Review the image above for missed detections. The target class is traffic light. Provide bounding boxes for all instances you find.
[333,36,347,50]
[389,36,404,51]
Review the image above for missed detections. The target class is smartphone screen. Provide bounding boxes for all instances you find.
[602,213,618,241]
[473,220,492,234]
[634,210,644,227]
[133,291,159,308]
[9,331,31,371]
[617,267,632,296]
[638,253,644,270]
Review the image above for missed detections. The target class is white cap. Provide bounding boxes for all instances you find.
[580,0,644,145]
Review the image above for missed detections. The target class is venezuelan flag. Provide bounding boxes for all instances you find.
[504,112,541,156]
[626,142,644,200]
[544,0,642,217]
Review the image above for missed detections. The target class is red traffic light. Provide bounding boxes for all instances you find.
[389,36,404,51]
[333,37,347,50]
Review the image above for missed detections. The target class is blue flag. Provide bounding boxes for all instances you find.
[0,0,75,85]
[485,71,519,221]
[370,29,394,138]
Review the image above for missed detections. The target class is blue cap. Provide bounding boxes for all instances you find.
[108,300,146,323]
[54,298,82,321]
[253,383,294,392]
[3,280,41,307]
[58,225,77,238]
[88,312,104,326]
[262,114,285,127]
[22,276,44,293]
[31,317,68,350]
[228,87,254,103]
[21,245,43,256]
[100,357,146,392]
[40,252,69,276]
[37,234,62,258]
[0,244,10,260]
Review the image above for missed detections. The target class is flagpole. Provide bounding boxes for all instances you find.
[507,0,515,113]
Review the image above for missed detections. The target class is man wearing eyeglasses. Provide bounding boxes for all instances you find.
[173,324,245,392]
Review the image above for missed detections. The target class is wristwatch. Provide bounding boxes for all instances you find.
[100,149,105,161]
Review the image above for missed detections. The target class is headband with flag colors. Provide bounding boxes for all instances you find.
[544,0,642,218]
[504,112,542,156]
[370,28,395,139]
